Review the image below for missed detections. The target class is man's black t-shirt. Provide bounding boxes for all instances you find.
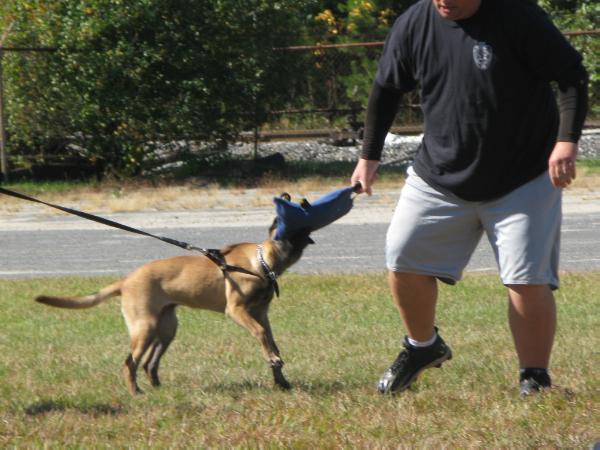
[373,0,584,201]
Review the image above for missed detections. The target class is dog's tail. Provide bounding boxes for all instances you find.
[35,280,123,309]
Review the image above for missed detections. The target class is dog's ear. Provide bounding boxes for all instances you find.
[302,231,315,245]
[289,229,314,247]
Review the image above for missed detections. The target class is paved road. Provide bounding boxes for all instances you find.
[1,210,599,278]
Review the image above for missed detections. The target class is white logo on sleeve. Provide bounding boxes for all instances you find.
[473,42,492,70]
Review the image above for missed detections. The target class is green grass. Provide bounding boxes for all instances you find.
[578,158,600,170]
[3,156,599,198]
[1,180,96,195]
[2,156,599,209]
[3,159,407,190]
[0,273,599,447]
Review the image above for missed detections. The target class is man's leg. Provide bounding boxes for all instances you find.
[378,271,452,394]
[507,284,556,369]
[479,172,561,394]
[380,168,480,394]
[388,271,437,341]
[508,284,556,394]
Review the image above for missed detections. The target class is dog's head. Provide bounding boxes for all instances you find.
[267,217,314,271]
[268,217,314,246]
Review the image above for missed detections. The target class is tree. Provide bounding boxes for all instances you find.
[1,0,315,175]
[306,0,598,126]
[305,1,415,125]
[538,0,600,117]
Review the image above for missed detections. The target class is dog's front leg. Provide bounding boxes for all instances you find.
[250,308,291,390]
[226,303,291,390]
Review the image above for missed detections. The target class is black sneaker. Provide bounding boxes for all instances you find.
[519,368,551,396]
[377,331,452,394]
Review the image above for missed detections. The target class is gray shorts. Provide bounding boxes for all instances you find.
[386,167,562,289]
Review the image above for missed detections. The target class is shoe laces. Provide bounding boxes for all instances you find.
[389,344,412,373]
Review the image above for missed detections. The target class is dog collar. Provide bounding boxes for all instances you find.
[257,245,279,297]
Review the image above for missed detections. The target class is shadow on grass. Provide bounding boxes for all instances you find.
[24,399,125,417]
[291,379,367,394]
[2,156,410,193]
[206,378,365,395]
[170,157,408,187]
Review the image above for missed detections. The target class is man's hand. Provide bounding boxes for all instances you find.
[351,158,380,195]
[548,141,578,188]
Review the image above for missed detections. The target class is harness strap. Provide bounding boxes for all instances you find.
[192,247,262,279]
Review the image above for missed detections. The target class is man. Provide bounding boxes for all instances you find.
[351,0,588,396]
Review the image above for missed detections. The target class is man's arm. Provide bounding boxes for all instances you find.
[548,64,588,188]
[351,81,402,194]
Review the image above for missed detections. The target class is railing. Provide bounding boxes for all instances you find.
[264,29,600,140]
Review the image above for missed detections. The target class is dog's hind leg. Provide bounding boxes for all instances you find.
[143,305,178,387]
[122,319,158,395]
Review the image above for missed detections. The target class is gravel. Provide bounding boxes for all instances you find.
[229,129,600,164]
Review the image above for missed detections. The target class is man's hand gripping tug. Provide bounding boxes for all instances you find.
[351,158,380,196]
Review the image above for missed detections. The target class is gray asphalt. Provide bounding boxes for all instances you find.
[1,212,599,278]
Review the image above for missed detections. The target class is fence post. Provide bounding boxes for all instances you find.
[0,49,8,183]
[0,23,13,183]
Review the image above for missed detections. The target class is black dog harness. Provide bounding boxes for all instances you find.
[0,186,279,296]
[198,246,279,297]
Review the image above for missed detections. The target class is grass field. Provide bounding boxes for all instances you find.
[1,273,598,447]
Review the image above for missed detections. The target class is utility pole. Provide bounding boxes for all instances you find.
[0,22,14,183]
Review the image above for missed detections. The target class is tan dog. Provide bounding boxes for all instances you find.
[35,220,313,395]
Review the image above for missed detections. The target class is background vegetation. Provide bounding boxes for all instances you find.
[0,273,598,447]
[0,0,313,175]
[0,0,598,176]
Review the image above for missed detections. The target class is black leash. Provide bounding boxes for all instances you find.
[0,186,266,281]
[0,187,195,250]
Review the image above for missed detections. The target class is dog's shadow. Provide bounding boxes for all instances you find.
[24,381,368,412]
[292,380,367,395]
[207,379,363,395]
[24,399,125,417]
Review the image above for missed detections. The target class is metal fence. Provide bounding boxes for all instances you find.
[262,41,422,141]
[258,29,600,142]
